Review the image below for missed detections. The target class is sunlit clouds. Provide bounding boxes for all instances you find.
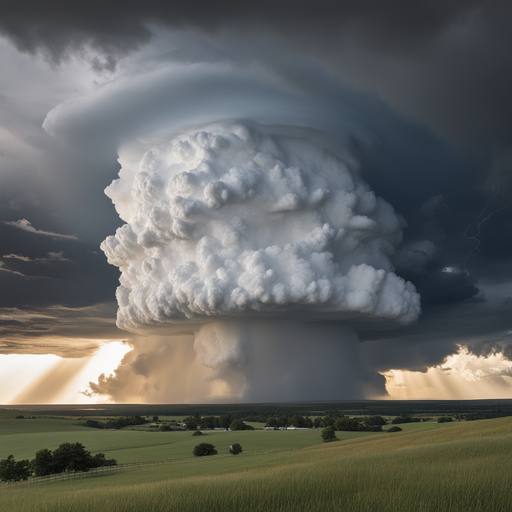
[0,341,130,404]
[384,346,512,399]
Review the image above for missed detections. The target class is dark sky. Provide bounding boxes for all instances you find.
[0,1,511,397]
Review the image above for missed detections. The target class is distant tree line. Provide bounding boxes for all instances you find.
[391,415,422,425]
[181,415,254,431]
[81,415,148,430]
[266,414,387,432]
[462,412,508,421]
[0,442,116,483]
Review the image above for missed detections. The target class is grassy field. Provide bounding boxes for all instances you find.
[0,416,383,462]
[0,415,452,463]
[0,416,511,511]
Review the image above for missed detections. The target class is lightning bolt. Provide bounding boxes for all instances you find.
[462,193,509,268]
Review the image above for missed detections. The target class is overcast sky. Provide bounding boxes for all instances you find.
[1,1,511,401]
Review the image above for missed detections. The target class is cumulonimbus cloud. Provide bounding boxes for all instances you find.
[102,121,420,333]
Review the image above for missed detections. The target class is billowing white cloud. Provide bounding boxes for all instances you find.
[102,122,420,334]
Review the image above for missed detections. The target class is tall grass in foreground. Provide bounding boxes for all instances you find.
[2,418,511,512]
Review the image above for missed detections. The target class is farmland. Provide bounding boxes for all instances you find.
[0,403,511,511]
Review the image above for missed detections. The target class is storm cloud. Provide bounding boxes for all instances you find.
[0,2,511,402]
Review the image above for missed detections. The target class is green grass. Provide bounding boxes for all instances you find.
[0,415,397,463]
[1,417,511,511]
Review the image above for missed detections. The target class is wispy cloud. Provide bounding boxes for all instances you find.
[0,261,27,277]
[3,251,71,263]
[0,261,51,279]
[3,219,79,240]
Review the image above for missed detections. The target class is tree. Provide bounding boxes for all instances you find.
[152,415,159,423]
[321,426,337,442]
[290,415,305,428]
[276,416,289,428]
[229,443,243,455]
[0,455,31,482]
[265,417,277,428]
[229,419,246,431]
[53,442,94,473]
[159,424,172,432]
[183,416,198,431]
[387,426,402,433]
[193,443,218,456]
[31,448,55,476]
[219,415,232,429]
[192,430,203,436]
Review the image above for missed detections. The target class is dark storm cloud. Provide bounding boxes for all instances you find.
[2,0,512,148]
[360,296,512,373]
[0,0,483,57]
[0,220,119,309]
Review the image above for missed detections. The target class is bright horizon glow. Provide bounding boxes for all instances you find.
[0,341,131,405]
[2,343,512,404]
[384,346,512,399]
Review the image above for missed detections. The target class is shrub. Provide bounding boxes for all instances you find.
[193,443,218,457]
[192,430,203,436]
[159,424,171,432]
[229,443,243,455]
[387,426,403,432]
[437,416,453,423]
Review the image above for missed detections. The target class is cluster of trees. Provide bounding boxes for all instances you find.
[183,414,232,430]
[0,443,116,483]
[437,416,454,423]
[192,443,243,456]
[82,416,148,430]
